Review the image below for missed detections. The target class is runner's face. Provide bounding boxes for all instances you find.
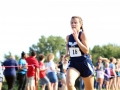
[71,18,81,31]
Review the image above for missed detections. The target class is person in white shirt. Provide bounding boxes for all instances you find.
[46,53,58,90]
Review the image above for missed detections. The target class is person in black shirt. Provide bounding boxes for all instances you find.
[57,55,67,90]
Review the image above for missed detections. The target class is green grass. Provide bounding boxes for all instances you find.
[2,81,42,90]
[2,81,18,90]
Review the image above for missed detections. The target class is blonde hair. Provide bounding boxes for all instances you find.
[47,53,54,62]
[117,59,120,62]
[98,56,103,60]
[116,59,120,64]
[10,55,15,60]
[71,16,84,31]
[105,62,109,67]
[102,58,110,63]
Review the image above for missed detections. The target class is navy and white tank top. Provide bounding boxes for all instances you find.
[68,30,89,61]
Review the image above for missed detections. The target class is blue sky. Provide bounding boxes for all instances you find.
[0,0,120,60]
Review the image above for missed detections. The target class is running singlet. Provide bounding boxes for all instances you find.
[67,30,94,77]
[68,30,84,59]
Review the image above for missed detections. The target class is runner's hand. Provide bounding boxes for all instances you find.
[64,54,69,58]
[72,29,79,41]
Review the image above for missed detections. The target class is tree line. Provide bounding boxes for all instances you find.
[3,35,120,64]
[2,35,120,90]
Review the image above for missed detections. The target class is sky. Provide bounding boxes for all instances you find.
[0,0,120,60]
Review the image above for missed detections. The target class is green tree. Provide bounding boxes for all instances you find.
[91,44,120,64]
[15,55,20,60]
[4,51,12,60]
[102,44,120,58]
[4,52,20,60]
[29,35,66,61]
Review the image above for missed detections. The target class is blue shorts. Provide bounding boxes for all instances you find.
[68,57,94,77]
[40,76,50,86]
[47,72,58,83]
[57,73,66,80]
[104,77,110,81]
[116,72,120,77]
[0,77,3,82]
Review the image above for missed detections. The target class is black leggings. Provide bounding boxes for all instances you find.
[17,73,27,90]
[5,76,16,90]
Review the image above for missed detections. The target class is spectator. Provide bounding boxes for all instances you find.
[96,56,104,90]
[63,58,68,75]
[46,53,58,90]
[57,55,67,90]
[116,59,120,89]
[26,51,39,90]
[17,51,28,90]
[38,54,51,90]
[104,62,111,90]
[2,55,18,90]
[109,57,117,90]
[115,59,120,90]
[0,60,4,90]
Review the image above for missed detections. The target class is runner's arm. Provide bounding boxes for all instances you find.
[76,31,89,54]
[65,35,70,57]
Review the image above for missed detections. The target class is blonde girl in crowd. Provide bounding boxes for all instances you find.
[109,57,117,90]
[96,56,104,90]
[115,59,120,90]
[46,53,58,90]
[104,62,111,90]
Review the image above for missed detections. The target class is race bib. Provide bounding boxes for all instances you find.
[69,47,82,57]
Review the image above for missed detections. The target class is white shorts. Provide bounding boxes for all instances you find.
[26,76,35,86]
[97,71,104,79]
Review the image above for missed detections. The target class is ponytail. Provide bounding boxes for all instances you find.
[80,25,84,31]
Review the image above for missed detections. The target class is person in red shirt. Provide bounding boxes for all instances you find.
[26,51,39,90]
[38,54,51,90]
